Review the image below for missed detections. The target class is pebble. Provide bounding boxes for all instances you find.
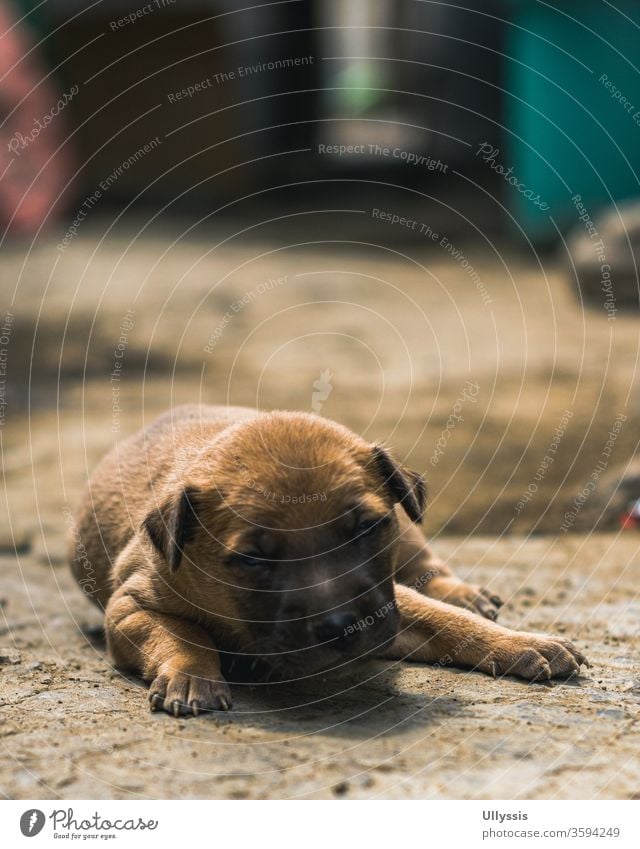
[0,529,32,555]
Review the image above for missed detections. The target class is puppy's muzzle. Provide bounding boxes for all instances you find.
[313,611,360,651]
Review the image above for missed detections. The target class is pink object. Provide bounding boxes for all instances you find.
[0,1,74,237]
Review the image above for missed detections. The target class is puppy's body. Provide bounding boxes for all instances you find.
[71,405,586,716]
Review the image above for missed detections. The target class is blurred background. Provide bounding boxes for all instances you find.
[2,0,640,550]
[3,0,640,804]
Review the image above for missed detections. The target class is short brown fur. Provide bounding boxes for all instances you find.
[70,405,587,716]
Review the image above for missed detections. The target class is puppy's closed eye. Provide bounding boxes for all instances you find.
[353,513,391,541]
[230,551,271,568]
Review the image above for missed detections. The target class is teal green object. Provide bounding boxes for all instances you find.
[503,0,640,242]
[9,0,49,38]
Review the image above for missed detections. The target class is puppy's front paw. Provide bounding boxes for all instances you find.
[148,667,232,716]
[427,576,503,620]
[485,634,588,681]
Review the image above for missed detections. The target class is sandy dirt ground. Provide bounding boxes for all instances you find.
[1,219,639,799]
[1,533,639,800]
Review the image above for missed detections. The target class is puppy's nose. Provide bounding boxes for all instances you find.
[313,612,360,649]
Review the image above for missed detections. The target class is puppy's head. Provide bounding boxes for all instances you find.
[143,412,426,678]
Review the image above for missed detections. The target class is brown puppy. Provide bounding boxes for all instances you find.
[70,404,587,717]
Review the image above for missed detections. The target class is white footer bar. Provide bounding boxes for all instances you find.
[0,799,637,848]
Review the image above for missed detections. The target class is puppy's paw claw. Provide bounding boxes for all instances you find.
[487,635,588,682]
[149,693,163,711]
[427,577,503,621]
[484,590,504,609]
[148,670,232,717]
[463,587,503,621]
[217,695,231,711]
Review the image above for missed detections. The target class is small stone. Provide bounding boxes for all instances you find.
[27,661,42,671]
[33,532,68,567]
[0,528,32,555]
[229,789,248,800]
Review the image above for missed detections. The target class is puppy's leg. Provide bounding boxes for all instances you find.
[394,513,502,620]
[381,584,586,680]
[106,587,232,716]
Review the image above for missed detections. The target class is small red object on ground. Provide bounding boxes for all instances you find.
[620,498,640,529]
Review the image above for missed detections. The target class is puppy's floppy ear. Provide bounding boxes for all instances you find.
[142,486,200,572]
[371,444,427,523]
